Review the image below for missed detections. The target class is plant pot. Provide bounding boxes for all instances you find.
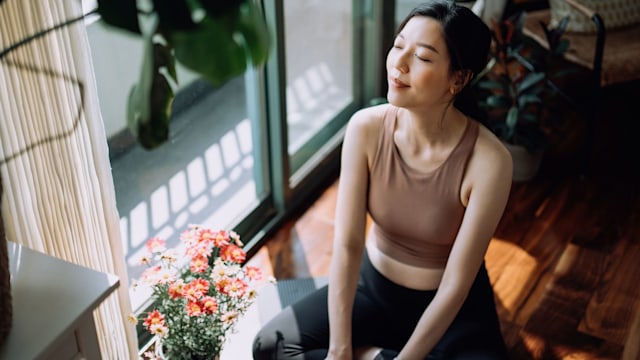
[154,341,220,360]
[0,178,12,346]
[503,142,544,182]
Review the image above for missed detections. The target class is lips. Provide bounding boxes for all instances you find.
[389,77,409,88]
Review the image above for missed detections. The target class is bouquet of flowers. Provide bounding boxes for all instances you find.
[132,225,262,359]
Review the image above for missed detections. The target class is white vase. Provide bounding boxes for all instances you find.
[503,142,544,182]
[154,341,220,360]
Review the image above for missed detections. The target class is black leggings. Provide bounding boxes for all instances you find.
[252,253,508,359]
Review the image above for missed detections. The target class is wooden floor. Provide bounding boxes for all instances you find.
[245,81,640,359]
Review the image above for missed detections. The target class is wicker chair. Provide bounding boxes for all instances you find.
[523,0,640,173]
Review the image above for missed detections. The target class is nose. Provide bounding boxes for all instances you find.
[390,49,409,74]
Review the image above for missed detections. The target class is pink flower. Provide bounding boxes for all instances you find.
[183,278,210,301]
[197,228,218,246]
[186,301,203,317]
[218,278,247,298]
[201,296,218,314]
[146,237,166,253]
[220,244,246,263]
[144,310,165,330]
[168,280,185,299]
[244,266,262,281]
[211,230,231,248]
[190,254,209,273]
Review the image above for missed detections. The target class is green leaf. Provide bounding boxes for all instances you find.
[517,94,541,107]
[486,94,510,108]
[554,39,570,56]
[236,1,271,66]
[517,72,545,93]
[506,106,519,128]
[504,125,515,142]
[97,0,141,34]
[522,112,538,123]
[527,86,544,96]
[477,79,503,90]
[171,16,247,86]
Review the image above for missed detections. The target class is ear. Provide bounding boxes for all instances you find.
[450,70,473,95]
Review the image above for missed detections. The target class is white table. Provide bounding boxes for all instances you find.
[0,242,119,359]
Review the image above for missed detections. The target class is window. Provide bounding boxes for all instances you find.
[283,0,355,173]
[85,0,384,319]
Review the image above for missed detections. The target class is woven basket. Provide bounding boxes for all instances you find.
[0,178,12,345]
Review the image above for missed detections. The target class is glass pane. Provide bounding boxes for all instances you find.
[284,0,353,157]
[85,22,265,311]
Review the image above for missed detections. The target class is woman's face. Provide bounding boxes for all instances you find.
[386,16,455,110]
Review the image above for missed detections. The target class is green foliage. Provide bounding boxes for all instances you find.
[96,0,271,149]
[475,12,570,153]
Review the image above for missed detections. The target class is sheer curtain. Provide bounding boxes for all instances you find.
[0,0,137,357]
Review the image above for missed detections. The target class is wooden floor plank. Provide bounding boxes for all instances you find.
[580,241,640,344]
[579,197,640,344]
[622,304,640,360]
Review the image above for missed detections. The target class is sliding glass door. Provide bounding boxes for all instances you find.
[87,0,384,317]
[283,0,357,174]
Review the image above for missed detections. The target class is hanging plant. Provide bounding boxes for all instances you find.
[96,0,271,149]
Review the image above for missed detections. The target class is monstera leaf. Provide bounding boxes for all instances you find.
[171,1,270,86]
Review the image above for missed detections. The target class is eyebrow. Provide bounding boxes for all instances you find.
[397,34,440,54]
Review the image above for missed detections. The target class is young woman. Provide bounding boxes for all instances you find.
[253,1,512,359]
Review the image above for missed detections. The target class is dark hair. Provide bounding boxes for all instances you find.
[397,1,491,122]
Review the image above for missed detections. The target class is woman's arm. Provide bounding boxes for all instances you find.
[398,130,513,359]
[326,107,380,360]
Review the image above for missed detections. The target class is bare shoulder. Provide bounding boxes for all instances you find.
[348,103,388,131]
[341,103,391,167]
[469,121,513,183]
[344,103,389,146]
[475,123,511,163]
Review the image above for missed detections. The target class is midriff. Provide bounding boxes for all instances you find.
[366,240,445,290]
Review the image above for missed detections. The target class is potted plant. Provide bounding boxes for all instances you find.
[474,11,570,181]
[95,0,271,150]
[132,225,264,359]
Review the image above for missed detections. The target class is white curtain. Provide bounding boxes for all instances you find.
[0,0,138,358]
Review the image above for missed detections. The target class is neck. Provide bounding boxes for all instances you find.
[399,103,467,146]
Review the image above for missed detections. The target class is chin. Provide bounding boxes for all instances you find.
[386,91,406,107]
